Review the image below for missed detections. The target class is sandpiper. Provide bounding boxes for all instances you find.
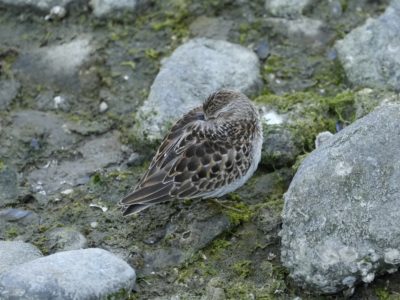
[120,89,263,216]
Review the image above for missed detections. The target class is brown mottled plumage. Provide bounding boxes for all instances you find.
[120,89,263,216]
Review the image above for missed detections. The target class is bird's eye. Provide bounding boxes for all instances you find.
[196,113,205,121]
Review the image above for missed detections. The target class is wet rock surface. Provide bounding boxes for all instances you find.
[0,0,399,298]
[281,103,400,294]
[0,248,136,299]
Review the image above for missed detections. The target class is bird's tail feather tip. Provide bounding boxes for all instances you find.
[122,203,151,216]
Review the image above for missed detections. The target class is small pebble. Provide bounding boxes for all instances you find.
[30,138,40,150]
[90,222,98,228]
[99,101,108,113]
[61,189,74,195]
[89,203,108,212]
[326,48,338,61]
[54,96,65,109]
[0,208,32,221]
[45,6,67,21]
[127,152,142,166]
[315,131,334,148]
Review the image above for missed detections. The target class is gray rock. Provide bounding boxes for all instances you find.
[262,126,301,168]
[335,0,400,91]
[0,241,42,274]
[265,0,311,17]
[0,166,18,206]
[265,17,333,49]
[353,88,400,119]
[14,37,92,91]
[0,208,39,226]
[280,103,400,293]
[0,0,74,12]
[90,0,145,18]
[0,248,136,299]
[201,278,226,300]
[189,16,233,40]
[136,38,261,141]
[28,131,123,194]
[0,80,20,109]
[46,227,88,253]
[314,131,334,149]
[254,40,270,60]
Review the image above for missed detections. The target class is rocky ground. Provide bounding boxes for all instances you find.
[1,0,400,299]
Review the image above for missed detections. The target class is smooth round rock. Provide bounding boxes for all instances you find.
[0,248,136,299]
[280,103,400,293]
[135,38,261,142]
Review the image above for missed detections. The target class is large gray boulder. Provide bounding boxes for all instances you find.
[0,241,42,274]
[280,102,400,294]
[335,0,400,91]
[0,248,136,299]
[136,38,261,141]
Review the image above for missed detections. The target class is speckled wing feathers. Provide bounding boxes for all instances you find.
[120,108,256,215]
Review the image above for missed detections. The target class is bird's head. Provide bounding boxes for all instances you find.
[203,89,255,121]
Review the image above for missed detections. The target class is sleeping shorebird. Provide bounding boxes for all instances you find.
[120,89,263,216]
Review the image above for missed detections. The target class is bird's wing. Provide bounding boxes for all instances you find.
[120,116,253,215]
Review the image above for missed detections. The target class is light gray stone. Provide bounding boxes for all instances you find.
[315,131,334,149]
[136,38,261,141]
[0,248,136,299]
[0,209,40,226]
[0,0,74,12]
[265,0,311,17]
[0,80,20,109]
[335,0,400,91]
[280,103,400,293]
[46,227,88,252]
[14,37,92,91]
[90,0,145,18]
[0,241,42,274]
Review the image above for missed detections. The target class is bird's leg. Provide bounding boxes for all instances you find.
[208,198,243,213]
